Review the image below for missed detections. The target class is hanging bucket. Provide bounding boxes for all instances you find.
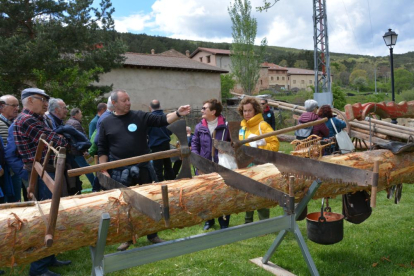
[306,198,344,245]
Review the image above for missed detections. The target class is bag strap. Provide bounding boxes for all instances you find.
[331,118,339,134]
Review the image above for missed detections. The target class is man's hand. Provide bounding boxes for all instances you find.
[0,168,4,177]
[101,170,111,178]
[177,105,191,116]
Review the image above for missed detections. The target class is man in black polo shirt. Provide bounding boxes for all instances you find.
[98,90,190,249]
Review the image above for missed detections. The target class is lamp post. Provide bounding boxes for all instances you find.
[383,28,398,124]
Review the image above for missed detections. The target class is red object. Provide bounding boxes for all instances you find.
[345,101,414,121]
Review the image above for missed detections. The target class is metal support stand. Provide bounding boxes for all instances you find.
[89,180,323,276]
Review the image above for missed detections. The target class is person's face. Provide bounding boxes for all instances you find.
[114,92,131,115]
[201,103,216,121]
[74,110,82,121]
[243,103,256,121]
[260,101,268,109]
[30,95,49,115]
[54,101,68,120]
[2,96,20,120]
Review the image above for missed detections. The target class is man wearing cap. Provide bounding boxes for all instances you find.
[14,88,72,276]
[98,90,190,250]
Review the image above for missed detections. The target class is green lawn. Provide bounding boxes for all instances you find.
[5,144,414,276]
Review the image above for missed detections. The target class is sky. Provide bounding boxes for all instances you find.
[98,0,414,57]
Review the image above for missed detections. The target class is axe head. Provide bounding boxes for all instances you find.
[167,120,192,179]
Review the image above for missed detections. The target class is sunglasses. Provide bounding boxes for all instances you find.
[32,96,49,103]
[261,103,266,105]
[201,107,209,110]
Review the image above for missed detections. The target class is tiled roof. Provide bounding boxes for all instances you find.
[189,47,231,58]
[287,67,320,75]
[123,51,228,73]
[262,62,288,71]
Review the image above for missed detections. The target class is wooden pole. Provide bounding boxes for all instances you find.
[0,149,414,267]
[68,149,181,177]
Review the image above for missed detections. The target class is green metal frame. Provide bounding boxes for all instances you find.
[90,180,322,276]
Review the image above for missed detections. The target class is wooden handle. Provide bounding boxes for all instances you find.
[161,185,170,228]
[68,149,181,177]
[237,118,328,146]
[370,161,380,208]
[289,176,295,197]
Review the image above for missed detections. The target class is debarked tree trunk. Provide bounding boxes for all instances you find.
[0,149,413,267]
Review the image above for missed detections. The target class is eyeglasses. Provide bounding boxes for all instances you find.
[31,96,49,103]
[201,107,209,110]
[4,103,20,108]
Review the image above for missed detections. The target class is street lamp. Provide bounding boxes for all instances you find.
[383,28,398,124]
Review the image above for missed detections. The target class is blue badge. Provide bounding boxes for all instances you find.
[128,124,137,132]
[239,128,245,136]
[267,113,271,118]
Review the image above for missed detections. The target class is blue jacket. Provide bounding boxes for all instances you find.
[55,125,92,152]
[147,109,172,148]
[325,117,347,138]
[5,123,29,181]
[94,110,112,145]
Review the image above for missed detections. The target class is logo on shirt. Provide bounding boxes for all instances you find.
[267,113,271,118]
[128,124,137,132]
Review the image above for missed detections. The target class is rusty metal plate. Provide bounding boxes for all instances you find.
[97,173,162,221]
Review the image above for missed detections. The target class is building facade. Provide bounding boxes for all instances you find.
[96,49,228,110]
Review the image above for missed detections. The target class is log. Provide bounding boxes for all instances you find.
[350,127,388,140]
[1,149,414,267]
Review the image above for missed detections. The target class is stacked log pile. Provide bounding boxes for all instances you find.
[1,150,414,267]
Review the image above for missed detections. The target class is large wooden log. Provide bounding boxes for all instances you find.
[1,149,414,267]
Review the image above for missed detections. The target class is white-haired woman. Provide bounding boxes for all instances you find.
[295,99,329,139]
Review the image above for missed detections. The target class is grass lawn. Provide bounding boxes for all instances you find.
[5,144,414,276]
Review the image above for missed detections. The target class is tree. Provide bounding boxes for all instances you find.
[228,0,267,95]
[294,60,308,69]
[352,77,368,91]
[394,68,414,93]
[349,69,367,84]
[332,85,346,110]
[279,59,288,67]
[0,0,126,118]
[221,74,236,100]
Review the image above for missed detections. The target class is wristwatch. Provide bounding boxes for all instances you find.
[176,110,182,117]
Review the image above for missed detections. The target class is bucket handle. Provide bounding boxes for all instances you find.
[318,198,327,222]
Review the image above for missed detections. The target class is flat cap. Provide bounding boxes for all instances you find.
[21,88,50,101]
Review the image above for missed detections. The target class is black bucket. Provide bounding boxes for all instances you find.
[306,198,344,245]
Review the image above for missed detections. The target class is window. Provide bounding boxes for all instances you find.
[199,57,203,62]
[282,77,285,80]
[301,80,305,84]
[271,77,274,80]
[293,80,296,84]
[309,80,312,84]
[277,77,279,80]
[207,56,211,63]
[260,80,263,85]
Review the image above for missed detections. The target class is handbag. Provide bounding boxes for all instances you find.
[331,119,354,154]
[342,190,372,224]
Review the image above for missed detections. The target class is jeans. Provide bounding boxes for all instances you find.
[5,173,22,202]
[245,208,270,223]
[150,142,175,182]
[74,155,95,185]
[30,172,58,275]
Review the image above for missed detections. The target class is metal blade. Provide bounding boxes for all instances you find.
[190,153,289,206]
[241,147,374,187]
[213,140,254,168]
[213,140,235,156]
[97,173,162,221]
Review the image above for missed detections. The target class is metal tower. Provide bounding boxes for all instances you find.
[313,0,332,105]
